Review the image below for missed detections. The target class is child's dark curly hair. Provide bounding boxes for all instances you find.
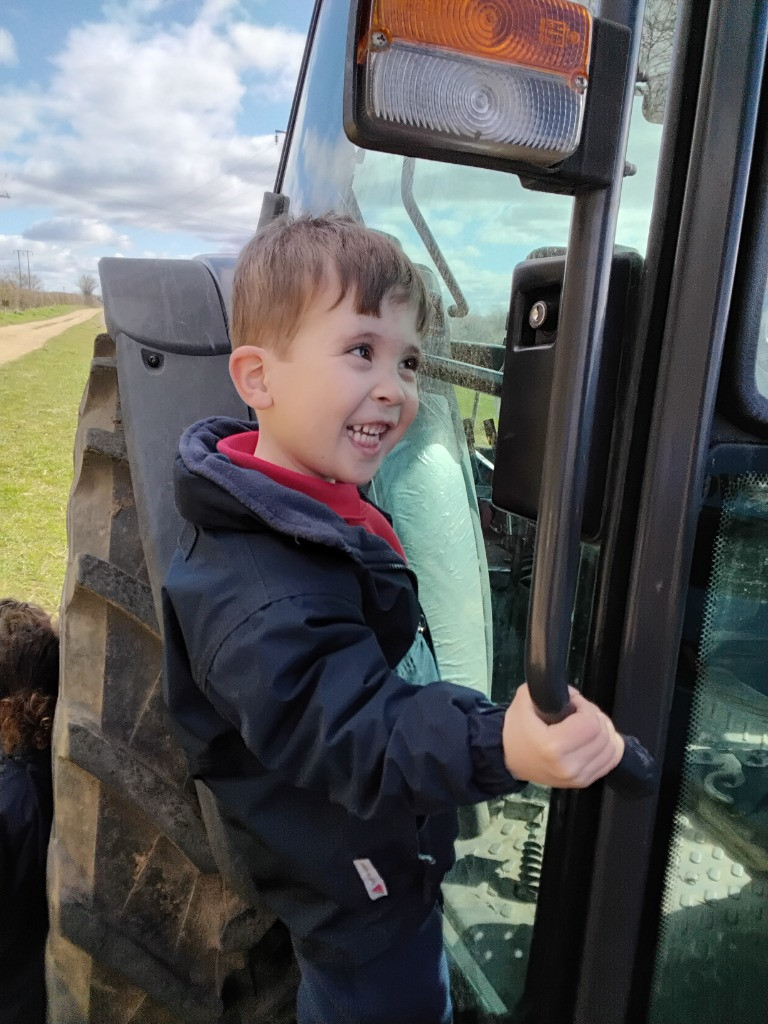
[0,599,59,756]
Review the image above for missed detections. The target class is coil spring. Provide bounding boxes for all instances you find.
[518,826,543,903]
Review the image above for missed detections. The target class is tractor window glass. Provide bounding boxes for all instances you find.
[648,472,768,1024]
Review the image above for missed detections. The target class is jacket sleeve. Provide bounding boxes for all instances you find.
[202,590,521,820]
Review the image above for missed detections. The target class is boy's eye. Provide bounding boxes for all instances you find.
[402,355,421,374]
[350,343,373,360]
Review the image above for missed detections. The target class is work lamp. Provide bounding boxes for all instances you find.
[345,0,630,192]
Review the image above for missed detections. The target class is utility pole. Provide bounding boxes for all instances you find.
[14,249,32,289]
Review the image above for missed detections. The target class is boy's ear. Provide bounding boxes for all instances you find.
[229,346,274,410]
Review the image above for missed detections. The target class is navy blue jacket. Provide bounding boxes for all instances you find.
[0,751,52,1023]
[162,417,521,963]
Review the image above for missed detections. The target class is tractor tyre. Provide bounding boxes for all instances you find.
[46,333,299,1024]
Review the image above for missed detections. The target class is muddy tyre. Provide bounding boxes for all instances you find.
[47,333,299,1023]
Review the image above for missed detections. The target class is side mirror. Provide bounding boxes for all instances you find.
[344,0,630,194]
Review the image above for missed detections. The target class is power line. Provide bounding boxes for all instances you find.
[156,137,280,215]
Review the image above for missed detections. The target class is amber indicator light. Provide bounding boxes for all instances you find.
[367,0,591,79]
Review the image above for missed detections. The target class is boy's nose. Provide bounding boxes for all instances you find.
[371,371,406,404]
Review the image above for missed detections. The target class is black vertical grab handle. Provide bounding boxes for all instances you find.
[524,197,656,798]
[523,21,655,799]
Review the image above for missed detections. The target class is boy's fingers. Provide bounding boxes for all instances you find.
[566,686,597,712]
[577,741,624,787]
[544,701,611,756]
[541,704,624,786]
[563,725,625,787]
[562,690,622,747]
[551,726,617,782]
[518,684,599,737]
[568,697,626,775]
[553,745,615,787]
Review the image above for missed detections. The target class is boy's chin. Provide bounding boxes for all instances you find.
[331,462,381,487]
[335,471,376,487]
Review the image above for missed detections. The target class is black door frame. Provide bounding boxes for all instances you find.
[574,3,768,1021]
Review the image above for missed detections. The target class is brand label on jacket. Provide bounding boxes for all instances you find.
[353,858,388,900]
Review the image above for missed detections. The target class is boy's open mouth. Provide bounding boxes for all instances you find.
[346,423,391,450]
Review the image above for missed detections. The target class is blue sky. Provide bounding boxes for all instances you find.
[0,0,670,306]
[0,0,313,293]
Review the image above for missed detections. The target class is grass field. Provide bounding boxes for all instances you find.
[0,316,99,613]
[0,304,86,327]
[455,386,499,445]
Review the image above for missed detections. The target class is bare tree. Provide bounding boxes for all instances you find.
[78,273,98,306]
[576,0,678,124]
[636,0,678,123]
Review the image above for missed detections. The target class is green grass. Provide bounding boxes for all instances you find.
[0,316,100,613]
[454,385,499,445]
[0,304,86,327]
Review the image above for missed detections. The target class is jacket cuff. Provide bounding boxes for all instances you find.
[468,703,526,796]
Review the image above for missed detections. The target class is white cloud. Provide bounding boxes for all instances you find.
[0,88,45,150]
[0,28,17,66]
[229,23,305,99]
[3,3,306,285]
[23,217,130,247]
[102,0,178,18]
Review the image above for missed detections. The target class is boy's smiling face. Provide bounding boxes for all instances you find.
[230,278,422,486]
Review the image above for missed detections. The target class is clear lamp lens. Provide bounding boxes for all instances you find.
[369,43,584,163]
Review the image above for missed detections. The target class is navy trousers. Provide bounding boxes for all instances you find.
[292,905,453,1024]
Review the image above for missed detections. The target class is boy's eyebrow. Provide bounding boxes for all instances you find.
[346,329,378,343]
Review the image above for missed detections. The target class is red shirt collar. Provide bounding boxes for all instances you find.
[218,431,384,527]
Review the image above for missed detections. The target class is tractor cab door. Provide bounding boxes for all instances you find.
[276,0,768,1021]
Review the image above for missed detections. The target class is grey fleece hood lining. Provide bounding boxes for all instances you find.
[177,416,408,569]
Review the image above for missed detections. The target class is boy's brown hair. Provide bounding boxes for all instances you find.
[0,599,59,756]
[231,213,431,353]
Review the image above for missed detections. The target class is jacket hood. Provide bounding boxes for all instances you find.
[175,416,405,566]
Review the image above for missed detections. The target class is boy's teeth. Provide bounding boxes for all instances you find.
[349,424,385,436]
[347,424,388,448]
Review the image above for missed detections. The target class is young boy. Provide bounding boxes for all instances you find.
[162,214,623,1024]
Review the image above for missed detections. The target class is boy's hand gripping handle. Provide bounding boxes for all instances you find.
[536,700,656,797]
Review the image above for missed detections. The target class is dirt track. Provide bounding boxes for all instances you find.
[0,308,104,367]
